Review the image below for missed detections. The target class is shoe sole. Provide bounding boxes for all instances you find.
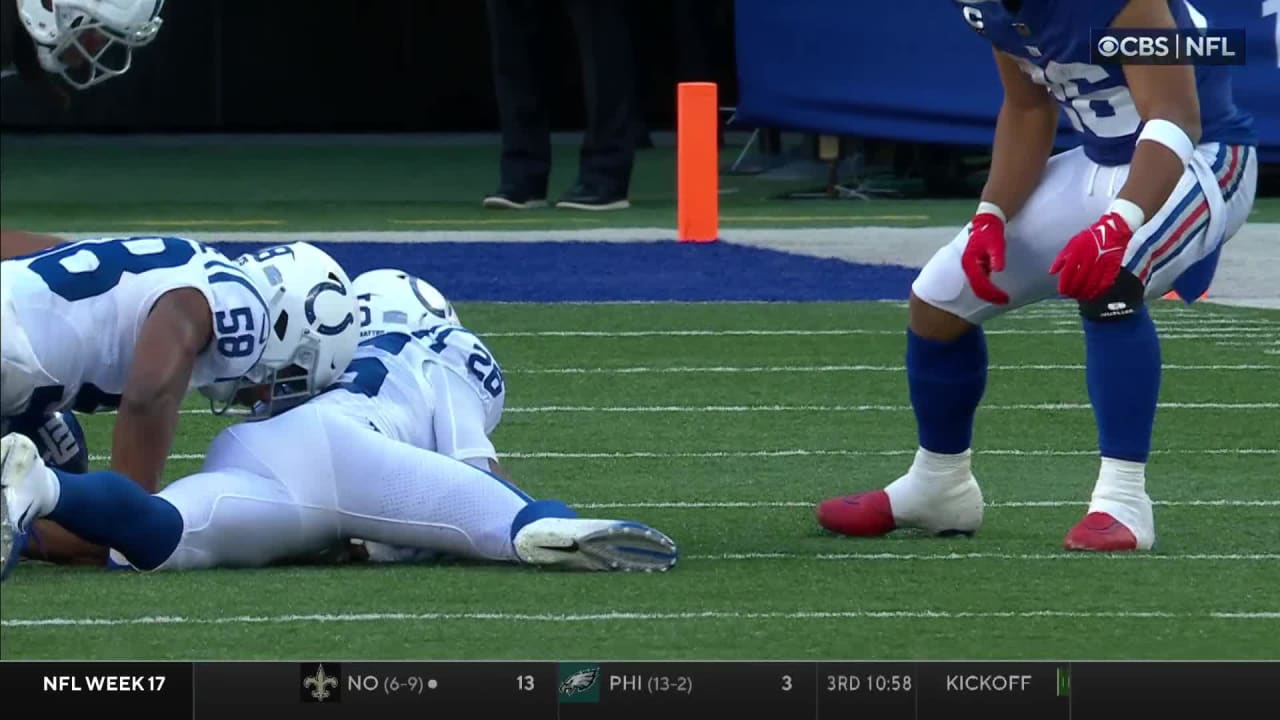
[554,200,631,211]
[1,435,38,581]
[518,521,678,572]
[482,198,548,210]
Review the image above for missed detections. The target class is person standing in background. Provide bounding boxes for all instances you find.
[483,0,635,211]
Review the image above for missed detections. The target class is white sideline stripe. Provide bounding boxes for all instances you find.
[517,364,1276,375]
[573,500,1280,509]
[4,610,1276,628]
[687,552,1280,562]
[159,401,1279,416]
[104,448,1279,463]
[483,328,1274,338]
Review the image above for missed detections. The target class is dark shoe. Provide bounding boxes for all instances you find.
[482,188,548,210]
[555,184,630,211]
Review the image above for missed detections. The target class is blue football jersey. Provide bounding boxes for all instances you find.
[953,0,1256,165]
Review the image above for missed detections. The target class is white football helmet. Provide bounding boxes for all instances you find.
[353,268,460,339]
[17,0,165,89]
[200,242,361,418]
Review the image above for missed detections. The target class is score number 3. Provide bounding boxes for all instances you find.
[781,674,792,691]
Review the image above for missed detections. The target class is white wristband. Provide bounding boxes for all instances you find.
[1109,198,1146,232]
[1137,119,1195,165]
[975,201,1006,223]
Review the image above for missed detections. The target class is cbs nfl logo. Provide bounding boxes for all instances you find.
[1092,28,1246,66]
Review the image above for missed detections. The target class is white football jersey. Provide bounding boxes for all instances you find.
[311,324,506,463]
[0,235,269,418]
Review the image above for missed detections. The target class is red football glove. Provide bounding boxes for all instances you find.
[960,211,1009,305]
[1049,212,1135,301]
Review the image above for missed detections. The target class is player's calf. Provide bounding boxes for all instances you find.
[1069,271,1160,552]
[1,434,183,578]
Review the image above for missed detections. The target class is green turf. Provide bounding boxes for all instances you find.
[2,300,1277,660]
[2,138,1278,231]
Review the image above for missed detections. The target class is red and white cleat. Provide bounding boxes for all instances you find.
[1063,512,1147,552]
[816,459,983,538]
[816,490,897,537]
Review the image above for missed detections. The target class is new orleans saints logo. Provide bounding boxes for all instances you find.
[301,663,341,703]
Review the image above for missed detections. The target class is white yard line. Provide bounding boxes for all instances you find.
[155,401,1279,416]
[503,402,1276,413]
[482,328,1274,338]
[496,449,1278,459]
[4,609,1275,628]
[572,500,1280,509]
[686,552,1280,562]
[106,448,1278,463]
[513,364,1275,375]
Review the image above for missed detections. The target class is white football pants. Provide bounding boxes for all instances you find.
[146,405,531,570]
[913,143,1258,323]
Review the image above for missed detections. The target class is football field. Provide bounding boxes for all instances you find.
[1,138,1276,660]
[2,300,1277,660]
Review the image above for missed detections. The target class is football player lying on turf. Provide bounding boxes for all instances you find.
[815,0,1257,552]
[1,236,361,564]
[0,269,678,579]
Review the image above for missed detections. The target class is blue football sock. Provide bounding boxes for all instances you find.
[907,326,988,455]
[1084,306,1161,463]
[46,470,184,571]
[509,499,579,540]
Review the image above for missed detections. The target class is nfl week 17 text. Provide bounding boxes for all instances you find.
[43,673,167,692]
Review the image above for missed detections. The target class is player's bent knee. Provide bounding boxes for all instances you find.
[909,293,974,341]
[1078,270,1145,322]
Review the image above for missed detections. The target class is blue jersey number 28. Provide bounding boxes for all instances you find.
[28,237,196,302]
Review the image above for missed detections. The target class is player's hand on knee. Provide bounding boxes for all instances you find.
[1050,201,1141,301]
[961,205,1010,305]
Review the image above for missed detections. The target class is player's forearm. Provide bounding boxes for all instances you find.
[1114,140,1188,223]
[980,101,1058,218]
[0,229,64,259]
[110,392,183,492]
[1115,110,1201,222]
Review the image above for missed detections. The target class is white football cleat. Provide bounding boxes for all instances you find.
[2,433,57,581]
[513,518,678,572]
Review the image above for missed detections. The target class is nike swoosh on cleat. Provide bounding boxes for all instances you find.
[539,541,579,553]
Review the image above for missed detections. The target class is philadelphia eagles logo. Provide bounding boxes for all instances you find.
[560,667,600,696]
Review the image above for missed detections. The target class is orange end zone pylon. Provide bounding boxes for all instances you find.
[677,82,718,243]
